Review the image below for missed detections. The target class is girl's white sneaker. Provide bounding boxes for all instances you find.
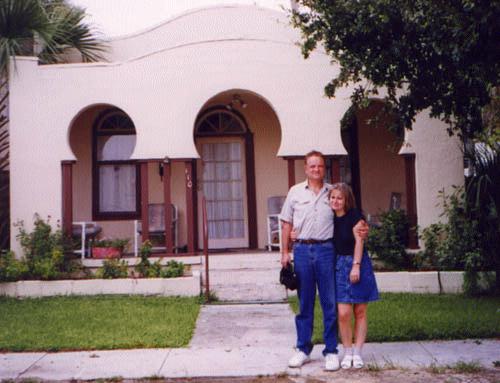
[341,353,353,369]
[353,354,364,369]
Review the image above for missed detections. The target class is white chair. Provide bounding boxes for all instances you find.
[266,196,286,251]
[72,222,102,259]
[134,203,178,256]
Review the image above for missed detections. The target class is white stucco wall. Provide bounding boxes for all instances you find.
[399,112,464,231]
[105,5,296,62]
[8,5,464,252]
[8,6,349,252]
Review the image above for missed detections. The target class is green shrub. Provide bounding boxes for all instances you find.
[0,251,29,282]
[420,183,498,295]
[135,240,153,277]
[418,223,446,269]
[135,241,184,278]
[135,241,163,278]
[95,259,128,279]
[419,188,479,272]
[161,260,184,278]
[366,209,411,270]
[14,215,72,280]
[32,249,65,280]
[150,260,164,277]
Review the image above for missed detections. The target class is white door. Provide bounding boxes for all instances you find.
[199,139,249,249]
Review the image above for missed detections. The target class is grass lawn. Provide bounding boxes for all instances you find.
[289,293,500,343]
[0,295,200,352]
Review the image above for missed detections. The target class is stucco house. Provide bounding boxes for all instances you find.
[8,3,464,256]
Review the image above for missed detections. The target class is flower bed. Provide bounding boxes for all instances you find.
[0,272,201,298]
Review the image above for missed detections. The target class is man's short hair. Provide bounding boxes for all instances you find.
[304,150,325,164]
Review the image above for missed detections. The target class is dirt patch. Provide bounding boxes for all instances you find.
[294,368,500,383]
[52,367,500,383]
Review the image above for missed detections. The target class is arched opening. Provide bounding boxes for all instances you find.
[68,105,139,248]
[92,108,139,220]
[195,108,250,249]
[194,90,284,251]
[341,100,406,223]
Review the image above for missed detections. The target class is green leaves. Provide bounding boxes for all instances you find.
[0,0,106,75]
[12,214,73,280]
[292,0,500,139]
[0,0,48,73]
[37,0,106,64]
[366,209,411,270]
[135,241,185,279]
[95,258,128,279]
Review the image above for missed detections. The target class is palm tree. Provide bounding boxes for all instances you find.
[0,77,8,250]
[0,0,106,250]
[464,142,500,294]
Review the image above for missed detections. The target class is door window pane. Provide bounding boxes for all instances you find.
[202,141,245,240]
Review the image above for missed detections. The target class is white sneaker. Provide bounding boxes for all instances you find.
[325,353,340,371]
[353,354,364,369]
[341,353,353,369]
[288,351,310,368]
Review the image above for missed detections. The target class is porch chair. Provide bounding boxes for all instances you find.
[266,196,286,251]
[72,222,102,259]
[133,203,178,256]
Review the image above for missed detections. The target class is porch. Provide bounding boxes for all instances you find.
[60,97,419,258]
[60,90,355,258]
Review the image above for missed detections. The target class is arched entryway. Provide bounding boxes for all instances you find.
[194,90,284,251]
[67,104,139,247]
[341,100,418,247]
[195,108,254,249]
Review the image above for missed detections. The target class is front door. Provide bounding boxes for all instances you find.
[198,138,249,249]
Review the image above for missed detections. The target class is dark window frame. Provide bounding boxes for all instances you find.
[92,108,141,221]
[195,107,248,137]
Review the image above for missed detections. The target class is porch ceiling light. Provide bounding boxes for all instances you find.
[227,94,247,109]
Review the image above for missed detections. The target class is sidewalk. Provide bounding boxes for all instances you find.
[1,303,499,381]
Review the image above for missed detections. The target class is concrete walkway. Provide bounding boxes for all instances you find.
[2,253,499,380]
[1,303,499,381]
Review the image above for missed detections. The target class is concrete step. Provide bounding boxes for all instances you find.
[201,252,286,302]
[211,283,289,302]
[207,269,281,284]
[204,253,281,270]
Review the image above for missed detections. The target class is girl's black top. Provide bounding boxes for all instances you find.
[333,207,364,255]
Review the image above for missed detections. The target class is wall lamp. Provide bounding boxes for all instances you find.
[226,94,247,110]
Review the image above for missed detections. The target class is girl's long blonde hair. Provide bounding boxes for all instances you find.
[329,182,356,212]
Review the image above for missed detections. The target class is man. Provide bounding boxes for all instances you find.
[279,150,367,371]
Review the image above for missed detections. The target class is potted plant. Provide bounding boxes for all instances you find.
[91,238,129,259]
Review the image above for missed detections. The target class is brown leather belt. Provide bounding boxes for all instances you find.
[295,238,332,244]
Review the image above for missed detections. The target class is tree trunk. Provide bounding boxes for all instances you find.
[0,77,10,250]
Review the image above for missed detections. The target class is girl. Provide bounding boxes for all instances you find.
[330,182,379,369]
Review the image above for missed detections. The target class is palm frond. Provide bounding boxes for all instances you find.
[464,142,500,272]
[0,0,51,75]
[38,1,106,64]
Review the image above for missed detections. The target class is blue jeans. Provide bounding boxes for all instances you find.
[293,241,338,356]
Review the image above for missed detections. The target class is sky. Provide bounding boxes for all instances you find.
[69,0,292,37]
